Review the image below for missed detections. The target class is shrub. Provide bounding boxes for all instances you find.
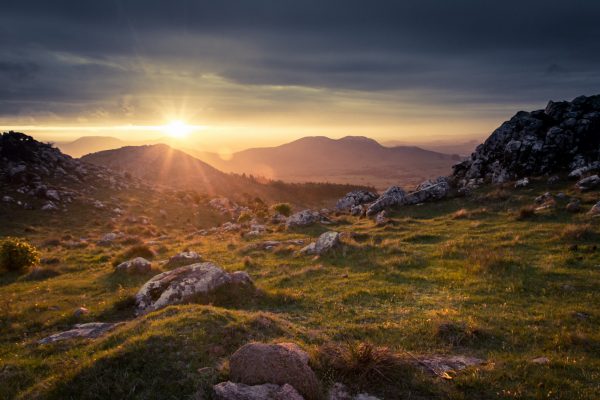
[0,237,40,272]
[237,211,253,224]
[271,203,292,217]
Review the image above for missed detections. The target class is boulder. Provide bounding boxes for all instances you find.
[214,382,304,400]
[300,231,341,255]
[41,201,58,211]
[588,201,600,215]
[335,190,378,212]
[134,262,252,315]
[350,204,365,216]
[375,210,389,226]
[116,257,152,274]
[229,342,320,400]
[514,177,530,188]
[366,186,406,216]
[576,175,600,191]
[286,210,322,228]
[566,199,581,213]
[165,251,202,268]
[38,322,122,344]
[404,176,450,204]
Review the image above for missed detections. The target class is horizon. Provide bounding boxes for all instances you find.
[2,1,600,151]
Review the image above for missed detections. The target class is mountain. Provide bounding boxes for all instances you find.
[81,144,369,206]
[56,136,128,158]
[381,139,479,157]
[197,136,460,191]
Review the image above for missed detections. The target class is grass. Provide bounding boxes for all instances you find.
[0,178,599,399]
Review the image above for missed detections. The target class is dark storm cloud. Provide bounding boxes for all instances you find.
[1,0,600,118]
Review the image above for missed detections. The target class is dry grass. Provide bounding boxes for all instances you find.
[467,247,518,274]
[559,224,597,241]
[515,205,536,220]
[452,208,470,219]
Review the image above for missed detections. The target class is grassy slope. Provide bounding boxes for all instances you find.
[0,179,599,399]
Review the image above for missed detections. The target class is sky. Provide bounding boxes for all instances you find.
[1,0,600,151]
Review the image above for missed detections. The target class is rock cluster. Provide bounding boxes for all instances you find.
[452,95,600,189]
[286,210,328,228]
[335,190,378,212]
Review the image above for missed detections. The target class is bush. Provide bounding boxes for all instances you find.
[271,203,292,217]
[0,237,40,272]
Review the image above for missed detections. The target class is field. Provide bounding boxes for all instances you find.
[1,179,599,399]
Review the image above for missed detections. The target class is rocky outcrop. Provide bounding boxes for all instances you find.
[229,342,320,400]
[404,176,450,204]
[38,322,123,344]
[335,190,378,212]
[214,382,304,400]
[300,231,341,255]
[134,263,252,315]
[452,95,600,188]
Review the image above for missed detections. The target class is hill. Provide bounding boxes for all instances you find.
[56,136,128,158]
[198,136,460,190]
[81,143,369,207]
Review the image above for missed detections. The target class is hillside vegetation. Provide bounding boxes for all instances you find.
[0,178,598,399]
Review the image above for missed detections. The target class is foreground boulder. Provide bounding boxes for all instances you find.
[366,186,406,216]
[300,231,341,255]
[229,342,320,400]
[115,257,151,274]
[38,322,123,344]
[335,190,378,212]
[452,95,600,188]
[165,251,202,268]
[286,210,322,228]
[134,263,252,315]
[214,382,304,400]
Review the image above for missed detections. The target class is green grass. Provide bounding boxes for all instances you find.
[0,178,599,399]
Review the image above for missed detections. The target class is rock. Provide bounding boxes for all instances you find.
[547,175,560,184]
[335,190,378,212]
[375,210,389,226]
[41,201,58,211]
[531,356,550,365]
[514,177,530,188]
[286,210,322,228]
[588,201,600,215]
[134,262,252,315]
[221,222,242,232]
[300,231,341,255]
[45,189,60,201]
[2,195,14,203]
[229,342,320,400]
[566,199,581,213]
[116,257,152,274]
[328,383,381,400]
[417,355,485,377]
[404,176,450,204]
[213,382,304,400]
[73,307,89,318]
[366,186,406,216]
[350,204,365,216]
[38,322,122,344]
[452,95,600,190]
[576,175,600,191]
[165,251,202,268]
[535,192,553,204]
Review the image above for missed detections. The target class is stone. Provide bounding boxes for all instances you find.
[38,322,122,344]
[213,382,304,400]
[116,257,152,274]
[514,177,530,188]
[73,307,89,317]
[335,190,378,212]
[41,201,58,211]
[547,175,560,184]
[328,383,381,400]
[375,210,389,226]
[576,175,600,191]
[286,210,322,228]
[531,357,550,365]
[417,355,485,377]
[350,204,365,216]
[404,176,450,204]
[134,262,252,315]
[229,342,320,400]
[45,189,60,201]
[566,199,581,213]
[2,195,14,203]
[589,201,600,215]
[366,186,406,216]
[165,251,202,268]
[300,231,341,255]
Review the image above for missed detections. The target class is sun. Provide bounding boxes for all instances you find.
[163,120,191,138]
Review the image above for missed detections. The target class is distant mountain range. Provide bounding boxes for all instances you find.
[198,136,461,190]
[381,139,479,157]
[81,144,366,206]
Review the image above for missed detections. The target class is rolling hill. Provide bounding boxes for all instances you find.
[198,136,461,190]
[81,144,368,206]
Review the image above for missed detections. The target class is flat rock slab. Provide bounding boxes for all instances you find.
[214,381,304,400]
[38,322,123,344]
[135,262,252,315]
[417,355,485,378]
